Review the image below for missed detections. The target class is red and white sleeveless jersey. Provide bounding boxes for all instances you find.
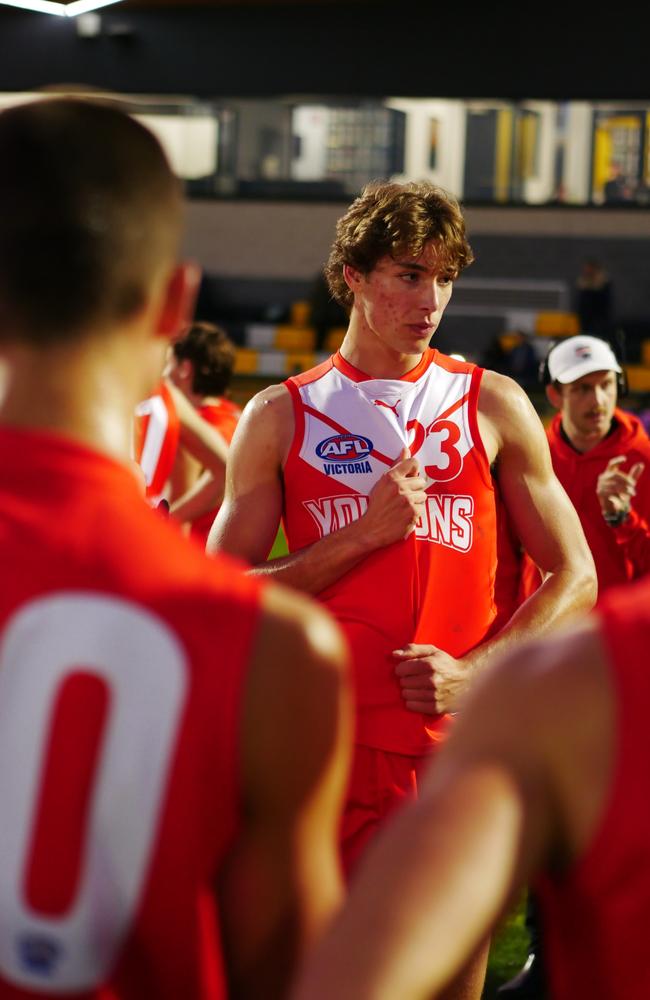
[132,380,180,503]
[0,425,262,999]
[284,348,497,754]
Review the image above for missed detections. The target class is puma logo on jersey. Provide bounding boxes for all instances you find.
[304,495,369,536]
[415,495,474,551]
[373,398,401,416]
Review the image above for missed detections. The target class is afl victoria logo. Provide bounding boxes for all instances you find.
[316,433,373,462]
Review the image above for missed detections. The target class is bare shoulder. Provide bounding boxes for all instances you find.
[508,614,614,860]
[243,381,293,421]
[433,613,612,874]
[232,381,294,461]
[241,582,352,802]
[258,581,349,678]
[447,615,606,762]
[494,614,606,718]
[478,368,547,455]
[479,368,541,426]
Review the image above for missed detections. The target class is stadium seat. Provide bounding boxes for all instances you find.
[324,327,346,352]
[233,347,260,374]
[274,325,316,351]
[534,311,580,337]
[244,323,277,349]
[290,300,311,326]
[498,332,523,353]
[641,339,650,367]
[623,364,650,393]
[286,352,315,374]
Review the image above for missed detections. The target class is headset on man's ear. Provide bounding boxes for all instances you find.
[538,333,628,396]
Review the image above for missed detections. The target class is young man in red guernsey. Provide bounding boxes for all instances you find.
[164,321,242,546]
[133,375,229,509]
[209,181,596,998]
[293,573,650,1000]
[0,97,351,1000]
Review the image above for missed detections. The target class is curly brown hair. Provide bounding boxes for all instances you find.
[324,181,474,311]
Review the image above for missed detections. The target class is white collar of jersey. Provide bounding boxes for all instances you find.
[351,377,421,404]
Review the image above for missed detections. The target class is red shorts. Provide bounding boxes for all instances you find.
[339,744,433,880]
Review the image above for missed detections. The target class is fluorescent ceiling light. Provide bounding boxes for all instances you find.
[0,0,123,15]
[66,0,123,13]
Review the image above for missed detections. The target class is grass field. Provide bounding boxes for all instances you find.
[484,896,529,995]
[269,526,530,993]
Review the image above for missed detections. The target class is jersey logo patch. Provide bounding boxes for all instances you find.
[373,398,401,416]
[316,433,373,462]
[17,934,62,975]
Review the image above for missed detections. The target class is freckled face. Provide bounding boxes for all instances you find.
[347,243,455,357]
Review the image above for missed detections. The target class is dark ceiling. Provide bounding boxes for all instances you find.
[0,2,648,102]
[76,0,373,5]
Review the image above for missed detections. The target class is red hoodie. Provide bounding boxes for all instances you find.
[525,408,650,597]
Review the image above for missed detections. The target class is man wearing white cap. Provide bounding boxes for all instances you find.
[536,334,650,594]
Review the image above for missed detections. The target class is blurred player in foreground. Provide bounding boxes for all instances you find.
[293,573,650,999]
[0,96,351,999]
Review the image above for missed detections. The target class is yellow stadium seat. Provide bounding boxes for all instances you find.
[234,347,259,375]
[498,332,524,353]
[290,300,311,326]
[534,311,581,337]
[274,325,316,351]
[641,340,650,367]
[324,327,347,352]
[285,352,315,374]
[624,364,650,393]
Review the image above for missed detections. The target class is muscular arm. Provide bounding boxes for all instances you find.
[208,384,427,593]
[395,374,597,714]
[293,620,612,1000]
[218,584,352,1000]
[470,372,597,668]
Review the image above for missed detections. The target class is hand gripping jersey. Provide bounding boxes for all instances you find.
[536,576,650,999]
[284,349,497,754]
[190,398,241,548]
[132,380,180,503]
[0,426,261,999]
